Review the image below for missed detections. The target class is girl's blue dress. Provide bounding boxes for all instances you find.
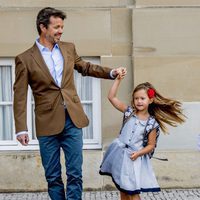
[99,113,160,195]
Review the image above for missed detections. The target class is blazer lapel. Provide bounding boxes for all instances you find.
[58,42,69,87]
[30,43,57,85]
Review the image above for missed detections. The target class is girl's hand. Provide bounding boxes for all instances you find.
[116,75,122,80]
[113,67,127,79]
[116,73,126,80]
[130,151,140,161]
[117,67,127,79]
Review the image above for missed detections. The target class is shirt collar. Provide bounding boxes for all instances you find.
[133,114,148,126]
[138,119,147,126]
[35,38,59,52]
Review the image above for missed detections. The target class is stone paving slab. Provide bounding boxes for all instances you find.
[0,189,200,200]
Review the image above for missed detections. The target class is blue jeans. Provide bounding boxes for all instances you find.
[38,111,83,200]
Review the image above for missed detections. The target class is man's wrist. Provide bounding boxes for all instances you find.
[16,131,28,137]
[110,69,116,79]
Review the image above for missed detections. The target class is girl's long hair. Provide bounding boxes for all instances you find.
[131,82,186,133]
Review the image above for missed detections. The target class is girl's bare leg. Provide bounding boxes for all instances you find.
[120,191,129,200]
[120,192,141,200]
[129,194,141,200]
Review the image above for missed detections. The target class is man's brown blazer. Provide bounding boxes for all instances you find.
[13,42,113,137]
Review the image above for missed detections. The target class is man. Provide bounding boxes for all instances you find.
[13,7,126,200]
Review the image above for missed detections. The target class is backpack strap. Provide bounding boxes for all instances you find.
[152,156,168,161]
[123,106,135,125]
[119,106,135,134]
[143,116,160,158]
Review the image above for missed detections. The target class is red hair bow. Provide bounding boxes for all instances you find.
[147,88,155,98]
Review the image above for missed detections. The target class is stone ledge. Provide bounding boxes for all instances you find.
[136,0,200,8]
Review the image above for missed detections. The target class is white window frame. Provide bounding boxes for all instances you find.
[0,58,17,148]
[82,57,102,149]
[0,57,102,150]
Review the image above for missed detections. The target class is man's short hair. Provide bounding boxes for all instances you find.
[36,7,66,35]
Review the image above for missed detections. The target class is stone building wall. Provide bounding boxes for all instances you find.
[0,0,199,191]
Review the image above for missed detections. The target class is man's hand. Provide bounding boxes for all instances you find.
[112,67,127,79]
[17,134,29,146]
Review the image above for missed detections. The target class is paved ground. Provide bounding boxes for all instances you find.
[0,189,200,200]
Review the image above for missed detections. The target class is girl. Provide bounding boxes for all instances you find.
[99,75,185,200]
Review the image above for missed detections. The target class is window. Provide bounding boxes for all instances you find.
[0,59,15,146]
[0,57,101,150]
[74,57,102,149]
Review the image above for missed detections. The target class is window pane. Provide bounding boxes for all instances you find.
[74,71,92,101]
[0,66,13,140]
[82,104,93,139]
[74,71,93,139]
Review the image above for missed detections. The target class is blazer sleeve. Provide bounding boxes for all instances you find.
[73,44,113,79]
[13,56,29,133]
